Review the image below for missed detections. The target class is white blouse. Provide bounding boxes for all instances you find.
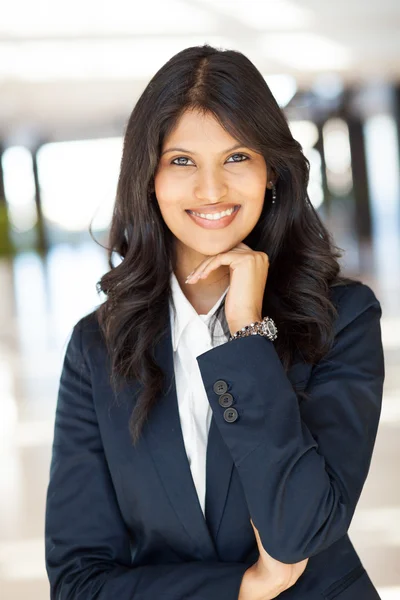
[169,270,230,517]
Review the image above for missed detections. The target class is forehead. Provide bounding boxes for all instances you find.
[163,109,238,148]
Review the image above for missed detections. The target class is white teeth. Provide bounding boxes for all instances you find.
[188,206,237,220]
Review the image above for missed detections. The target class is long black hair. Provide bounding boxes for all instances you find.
[93,43,356,446]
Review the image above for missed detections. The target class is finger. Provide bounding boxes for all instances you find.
[187,254,224,281]
[185,256,215,280]
[195,250,244,279]
[186,247,252,281]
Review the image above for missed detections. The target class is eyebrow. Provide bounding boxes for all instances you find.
[160,143,247,157]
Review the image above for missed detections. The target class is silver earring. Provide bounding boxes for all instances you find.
[270,181,277,204]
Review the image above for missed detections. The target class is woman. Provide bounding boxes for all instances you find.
[45,44,385,599]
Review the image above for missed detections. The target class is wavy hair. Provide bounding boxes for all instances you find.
[93,43,357,446]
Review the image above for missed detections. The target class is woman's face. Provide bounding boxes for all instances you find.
[154,108,269,267]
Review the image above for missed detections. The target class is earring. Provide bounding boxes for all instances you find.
[270,180,277,204]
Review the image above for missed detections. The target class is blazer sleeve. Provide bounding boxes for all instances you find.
[45,321,249,600]
[196,283,385,565]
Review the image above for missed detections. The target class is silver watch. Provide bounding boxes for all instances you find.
[229,316,278,342]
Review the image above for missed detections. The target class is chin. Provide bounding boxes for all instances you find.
[186,237,243,256]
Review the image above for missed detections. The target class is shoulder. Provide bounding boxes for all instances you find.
[328,280,382,336]
[70,308,101,339]
[76,307,102,333]
[68,307,105,364]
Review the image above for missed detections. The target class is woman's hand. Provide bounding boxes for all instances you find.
[238,519,309,600]
[185,242,270,335]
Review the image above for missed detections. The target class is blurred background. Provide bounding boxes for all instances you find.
[0,1,399,598]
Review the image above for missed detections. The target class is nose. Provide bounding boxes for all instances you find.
[194,168,228,203]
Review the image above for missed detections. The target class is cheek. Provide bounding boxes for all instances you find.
[156,197,185,225]
[242,166,267,191]
[154,184,188,234]
[229,166,266,198]
[154,172,186,212]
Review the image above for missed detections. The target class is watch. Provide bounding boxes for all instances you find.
[229,316,278,342]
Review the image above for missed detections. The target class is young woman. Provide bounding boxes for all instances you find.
[45,44,385,600]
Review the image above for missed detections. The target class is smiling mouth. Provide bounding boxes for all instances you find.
[185,205,240,220]
[185,204,241,229]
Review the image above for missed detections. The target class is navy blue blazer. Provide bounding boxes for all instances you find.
[45,281,385,599]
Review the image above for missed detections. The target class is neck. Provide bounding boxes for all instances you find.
[173,265,229,316]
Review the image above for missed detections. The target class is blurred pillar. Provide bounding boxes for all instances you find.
[0,141,14,255]
[345,107,373,271]
[31,144,48,254]
[315,120,331,222]
[394,84,400,172]
[349,82,400,286]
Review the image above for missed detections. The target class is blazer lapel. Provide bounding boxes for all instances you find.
[143,317,234,560]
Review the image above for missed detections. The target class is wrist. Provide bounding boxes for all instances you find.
[229,315,278,342]
[229,315,261,337]
[238,565,258,600]
[239,562,285,600]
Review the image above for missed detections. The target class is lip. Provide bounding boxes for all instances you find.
[185,205,241,229]
[187,203,239,213]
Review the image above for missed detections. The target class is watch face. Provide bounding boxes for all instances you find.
[262,318,277,338]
